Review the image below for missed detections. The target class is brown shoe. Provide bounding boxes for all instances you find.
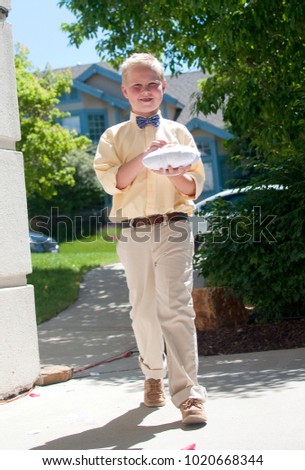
[144,379,166,407]
[180,398,207,425]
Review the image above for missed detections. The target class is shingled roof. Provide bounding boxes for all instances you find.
[164,70,226,129]
[58,61,117,79]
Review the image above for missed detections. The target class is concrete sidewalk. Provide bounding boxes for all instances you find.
[1,264,305,450]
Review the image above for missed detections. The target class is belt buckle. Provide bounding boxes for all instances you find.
[161,214,168,226]
[129,214,169,228]
[129,218,147,228]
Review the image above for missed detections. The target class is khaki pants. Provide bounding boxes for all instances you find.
[117,220,207,408]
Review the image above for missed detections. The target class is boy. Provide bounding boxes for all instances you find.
[94,53,207,425]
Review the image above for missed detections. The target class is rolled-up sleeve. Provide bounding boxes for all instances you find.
[94,132,129,195]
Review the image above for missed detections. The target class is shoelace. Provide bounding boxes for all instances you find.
[181,398,203,410]
[146,379,163,396]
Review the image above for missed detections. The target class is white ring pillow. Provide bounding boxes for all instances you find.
[143,144,200,171]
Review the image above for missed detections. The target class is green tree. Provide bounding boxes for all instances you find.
[28,146,106,242]
[58,0,305,164]
[15,44,90,199]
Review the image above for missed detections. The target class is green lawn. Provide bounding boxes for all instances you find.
[28,232,119,324]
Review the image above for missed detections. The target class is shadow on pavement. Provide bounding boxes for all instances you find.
[31,404,191,450]
[37,265,135,368]
[200,348,305,398]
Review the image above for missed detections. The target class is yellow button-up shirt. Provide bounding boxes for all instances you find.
[94,112,205,222]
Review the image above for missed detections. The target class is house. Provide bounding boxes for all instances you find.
[57,62,234,201]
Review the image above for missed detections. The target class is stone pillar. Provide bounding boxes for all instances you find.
[0,0,40,399]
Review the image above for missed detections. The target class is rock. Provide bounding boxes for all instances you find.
[35,365,73,386]
[192,287,248,331]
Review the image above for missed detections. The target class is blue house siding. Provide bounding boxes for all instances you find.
[60,86,81,104]
[76,64,122,85]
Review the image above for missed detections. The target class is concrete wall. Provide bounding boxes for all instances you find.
[0,0,40,399]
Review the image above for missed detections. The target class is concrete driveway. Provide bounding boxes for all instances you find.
[1,264,305,451]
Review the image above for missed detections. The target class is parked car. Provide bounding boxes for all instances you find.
[29,231,59,253]
[192,188,248,237]
[192,185,283,236]
[191,185,283,286]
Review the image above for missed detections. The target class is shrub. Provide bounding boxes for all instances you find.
[28,147,105,242]
[194,185,305,323]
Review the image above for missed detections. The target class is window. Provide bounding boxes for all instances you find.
[195,137,218,194]
[88,114,106,142]
[196,140,212,157]
[62,115,81,134]
[202,162,214,191]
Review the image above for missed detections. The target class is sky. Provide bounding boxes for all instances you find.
[9,0,102,70]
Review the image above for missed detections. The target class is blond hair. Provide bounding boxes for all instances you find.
[121,53,165,84]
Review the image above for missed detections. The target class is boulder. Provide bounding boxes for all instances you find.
[192,287,248,331]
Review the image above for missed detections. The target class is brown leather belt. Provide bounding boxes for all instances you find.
[122,212,188,228]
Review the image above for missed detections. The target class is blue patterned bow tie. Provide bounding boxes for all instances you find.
[136,114,160,129]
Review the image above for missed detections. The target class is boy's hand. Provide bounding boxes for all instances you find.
[153,164,191,177]
[116,140,169,190]
[143,140,168,157]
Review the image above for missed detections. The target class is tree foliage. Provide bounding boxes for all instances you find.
[28,145,104,215]
[28,146,105,241]
[15,45,90,199]
[58,0,305,166]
